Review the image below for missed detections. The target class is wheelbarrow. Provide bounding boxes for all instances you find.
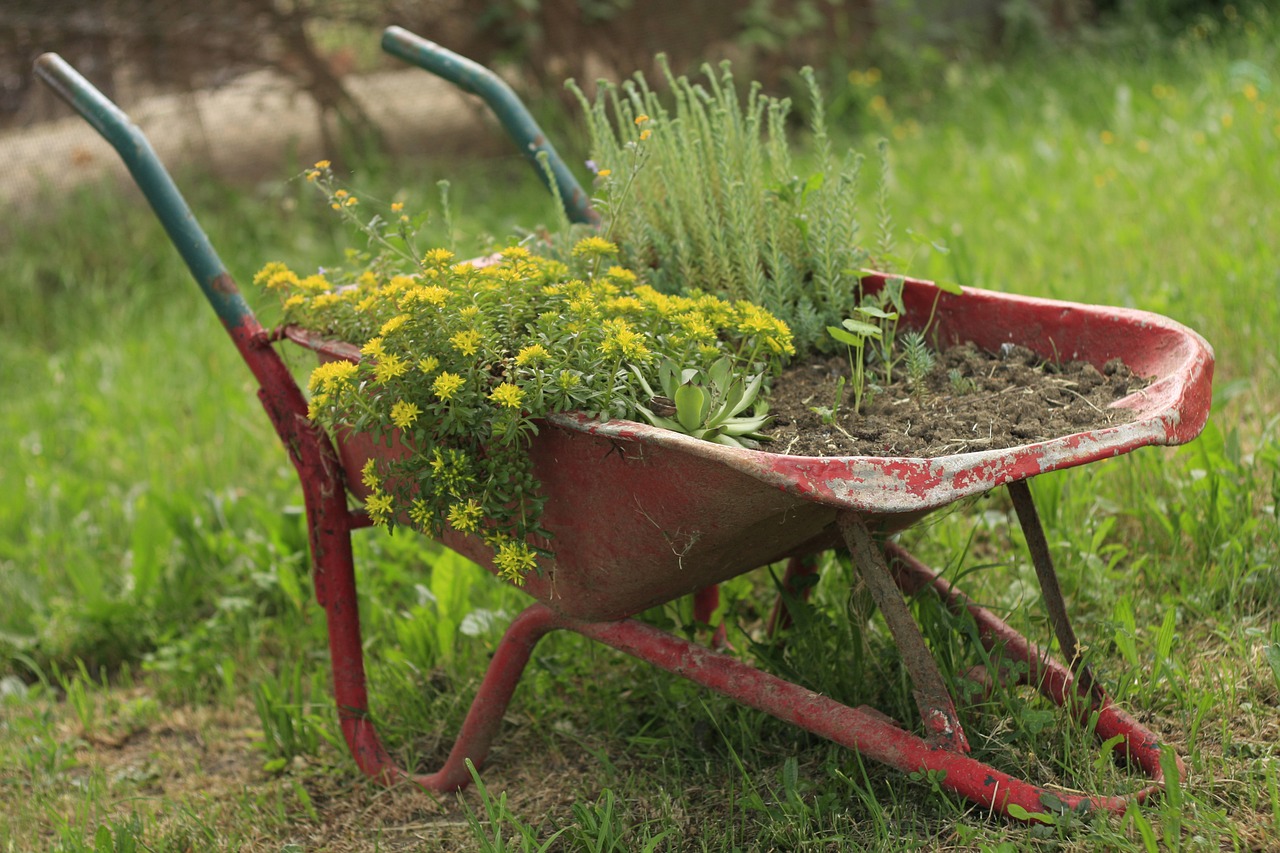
[34,26,1214,822]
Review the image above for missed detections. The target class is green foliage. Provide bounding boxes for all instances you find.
[567,58,892,356]
[259,164,793,581]
[630,356,774,447]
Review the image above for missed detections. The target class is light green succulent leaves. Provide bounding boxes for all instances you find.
[632,357,773,448]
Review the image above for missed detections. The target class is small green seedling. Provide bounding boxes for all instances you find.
[631,357,774,447]
[827,317,882,414]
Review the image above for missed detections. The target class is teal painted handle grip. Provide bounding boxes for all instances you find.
[381,26,598,226]
[32,52,257,333]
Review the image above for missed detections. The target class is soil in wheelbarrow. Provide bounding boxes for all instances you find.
[766,342,1149,458]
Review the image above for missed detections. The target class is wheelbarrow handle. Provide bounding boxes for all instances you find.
[381,26,599,227]
[31,53,257,336]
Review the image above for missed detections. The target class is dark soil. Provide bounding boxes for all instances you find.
[765,342,1148,458]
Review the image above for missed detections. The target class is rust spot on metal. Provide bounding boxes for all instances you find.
[210,271,238,294]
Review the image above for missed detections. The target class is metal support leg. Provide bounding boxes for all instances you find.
[1007,479,1102,702]
[838,512,970,753]
[766,554,820,636]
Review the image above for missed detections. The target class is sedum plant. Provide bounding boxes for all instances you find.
[630,357,773,448]
[256,163,793,583]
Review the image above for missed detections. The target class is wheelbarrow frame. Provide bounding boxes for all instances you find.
[33,28,1214,822]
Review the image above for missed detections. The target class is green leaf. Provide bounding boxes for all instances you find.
[933,277,963,295]
[827,325,865,347]
[856,304,898,321]
[841,318,883,339]
[674,383,710,432]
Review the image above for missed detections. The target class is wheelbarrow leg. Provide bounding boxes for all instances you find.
[692,585,730,650]
[837,512,970,753]
[314,512,559,790]
[1006,479,1102,702]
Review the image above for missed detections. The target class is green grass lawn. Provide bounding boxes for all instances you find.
[2,9,1278,851]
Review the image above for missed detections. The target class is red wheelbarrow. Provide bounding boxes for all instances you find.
[34,27,1213,822]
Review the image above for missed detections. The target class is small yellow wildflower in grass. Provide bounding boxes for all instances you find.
[493,539,538,583]
[365,491,394,525]
[1244,83,1259,102]
[422,248,455,267]
[868,95,890,116]
[450,329,482,356]
[373,354,408,384]
[334,189,349,200]
[447,499,484,534]
[390,399,421,429]
[306,170,321,182]
[314,159,331,169]
[433,371,464,400]
[515,344,550,366]
[1100,130,1115,145]
[380,314,410,335]
[361,459,380,491]
[571,236,619,259]
[1135,139,1151,154]
[490,383,525,409]
[597,168,612,177]
[634,114,650,125]
[639,129,652,141]
[391,201,404,212]
[1222,112,1234,129]
[344,196,359,207]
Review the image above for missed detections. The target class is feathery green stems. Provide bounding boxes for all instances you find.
[568,56,887,356]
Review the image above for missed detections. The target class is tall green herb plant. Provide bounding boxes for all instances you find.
[568,59,892,355]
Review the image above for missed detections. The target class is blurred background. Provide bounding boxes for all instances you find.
[0,0,1197,206]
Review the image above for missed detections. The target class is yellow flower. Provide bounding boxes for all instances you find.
[390,399,421,429]
[606,266,637,284]
[571,236,619,259]
[601,318,651,362]
[502,246,531,260]
[422,248,455,267]
[361,459,380,491]
[391,201,405,212]
[639,129,652,141]
[556,370,581,391]
[334,189,349,200]
[365,491,394,526]
[312,293,340,309]
[515,344,550,366]
[373,354,408,383]
[409,499,433,530]
[314,159,331,169]
[283,294,305,309]
[405,285,449,307]
[344,196,359,207]
[308,359,358,393]
[634,114,650,125]
[489,383,525,409]
[418,355,439,374]
[450,329,482,356]
[597,168,612,177]
[1100,130,1115,145]
[447,499,484,534]
[306,170,321,182]
[380,314,410,336]
[298,274,329,293]
[253,261,290,287]
[433,371,464,400]
[493,539,537,583]
[361,337,385,359]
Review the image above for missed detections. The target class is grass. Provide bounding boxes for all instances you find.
[2,7,1278,850]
